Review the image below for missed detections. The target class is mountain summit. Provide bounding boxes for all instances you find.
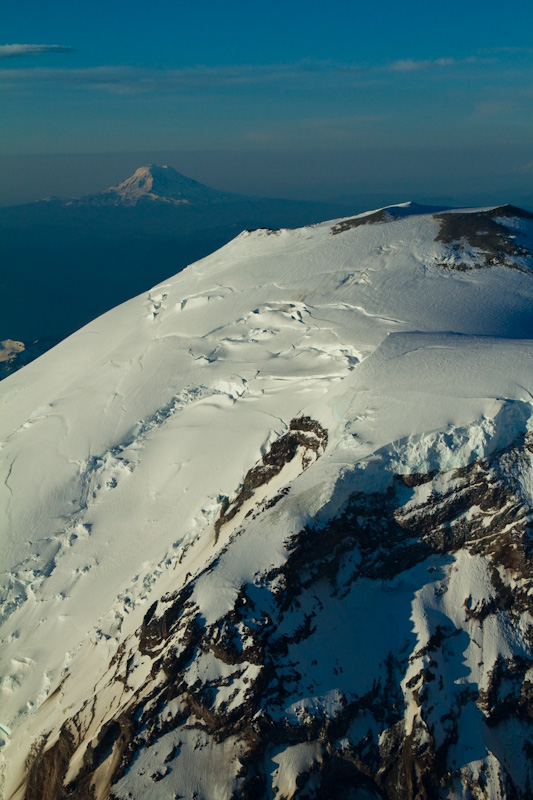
[94,164,246,206]
[2,203,533,799]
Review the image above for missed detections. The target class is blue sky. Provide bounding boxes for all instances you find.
[1,0,533,206]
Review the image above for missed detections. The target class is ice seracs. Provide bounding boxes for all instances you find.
[0,201,533,799]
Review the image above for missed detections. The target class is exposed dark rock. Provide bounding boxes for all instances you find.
[24,727,88,800]
[331,209,398,235]
[433,207,533,271]
[215,417,328,540]
[21,430,533,799]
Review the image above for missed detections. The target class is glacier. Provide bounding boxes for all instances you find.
[1,202,533,799]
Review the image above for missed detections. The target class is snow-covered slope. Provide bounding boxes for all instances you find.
[1,202,533,800]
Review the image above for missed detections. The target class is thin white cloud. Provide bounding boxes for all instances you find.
[0,54,499,95]
[389,57,456,72]
[0,44,75,60]
[0,61,362,94]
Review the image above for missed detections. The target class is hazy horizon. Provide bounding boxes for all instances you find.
[2,0,532,211]
[1,145,532,212]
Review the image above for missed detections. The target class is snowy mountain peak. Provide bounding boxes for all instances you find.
[1,203,533,799]
[99,164,245,206]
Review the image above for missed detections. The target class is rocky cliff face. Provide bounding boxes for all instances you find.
[19,422,533,800]
[1,203,533,800]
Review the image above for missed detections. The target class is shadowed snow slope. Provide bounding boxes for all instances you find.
[1,203,533,800]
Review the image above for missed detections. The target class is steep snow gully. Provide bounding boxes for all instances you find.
[1,203,533,799]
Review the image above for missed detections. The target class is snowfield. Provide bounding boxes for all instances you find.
[1,202,533,799]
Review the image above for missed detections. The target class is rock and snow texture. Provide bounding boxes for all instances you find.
[1,202,533,799]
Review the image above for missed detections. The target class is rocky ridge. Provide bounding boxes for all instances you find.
[19,423,533,800]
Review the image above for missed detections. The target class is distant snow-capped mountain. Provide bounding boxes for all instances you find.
[87,164,248,206]
[1,202,533,799]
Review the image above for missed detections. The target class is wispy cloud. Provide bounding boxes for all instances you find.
[389,57,456,73]
[0,44,75,61]
[0,61,362,94]
[0,54,500,95]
